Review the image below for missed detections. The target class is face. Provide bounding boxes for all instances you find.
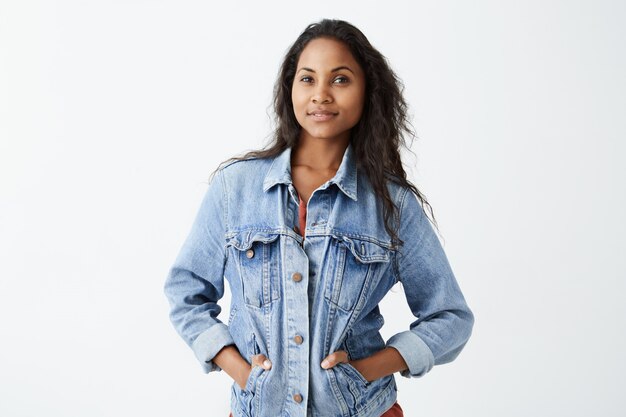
[291,37,366,144]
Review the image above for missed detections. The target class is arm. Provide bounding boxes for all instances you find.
[321,346,408,382]
[163,169,235,373]
[321,189,474,380]
[349,347,406,381]
[385,188,474,378]
[322,189,474,381]
[213,345,251,389]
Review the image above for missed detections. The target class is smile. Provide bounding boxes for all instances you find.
[307,112,338,121]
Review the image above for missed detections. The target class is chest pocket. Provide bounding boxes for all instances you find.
[226,230,282,309]
[324,235,392,312]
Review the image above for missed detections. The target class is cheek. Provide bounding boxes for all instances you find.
[291,91,306,115]
[291,95,307,127]
[348,95,366,123]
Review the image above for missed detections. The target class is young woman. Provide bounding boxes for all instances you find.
[164,19,474,417]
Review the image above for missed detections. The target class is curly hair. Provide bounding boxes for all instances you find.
[213,18,438,246]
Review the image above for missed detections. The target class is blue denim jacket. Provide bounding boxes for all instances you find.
[163,143,474,417]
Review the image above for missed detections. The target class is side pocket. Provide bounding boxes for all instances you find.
[337,362,370,387]
[340,340,368,387]
[245,333,268,417]
[248,332,260,359]
[244,364,264,395]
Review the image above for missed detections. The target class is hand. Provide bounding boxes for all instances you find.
[321,347,409,383]
[320,350,370,382]
[238,353,272,390]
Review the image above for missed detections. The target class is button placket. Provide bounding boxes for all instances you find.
[284,229,310,413]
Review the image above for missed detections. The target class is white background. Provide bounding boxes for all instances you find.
[1,1,625,416]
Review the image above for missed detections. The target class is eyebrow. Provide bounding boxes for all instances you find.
[297,66,355,74]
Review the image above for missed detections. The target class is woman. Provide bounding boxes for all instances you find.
[163,18,474,417]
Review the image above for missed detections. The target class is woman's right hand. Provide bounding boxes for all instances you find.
[238,353,273,390]
[213,346,272,391]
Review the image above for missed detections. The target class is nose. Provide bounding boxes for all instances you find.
[312,84,332,104]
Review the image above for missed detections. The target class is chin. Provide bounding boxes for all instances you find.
[303,127,342,139]
[307,133,340,141]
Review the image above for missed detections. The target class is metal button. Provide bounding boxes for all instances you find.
[293,393,303,403]
[246,249,254,259]
[293,335,303,345]
[292,272,302,282]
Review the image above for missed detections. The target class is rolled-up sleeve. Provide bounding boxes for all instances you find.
[163,168,234,373]
[385,188,474,378]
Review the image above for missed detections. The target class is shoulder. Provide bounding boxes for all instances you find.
[375,175,417,211]
[381,178,429,229]
[217,152,270,172]
[215,154,275,177]
[212,154,276,191]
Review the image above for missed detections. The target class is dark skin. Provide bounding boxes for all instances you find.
[291,139,343,204]
[213,37,409,390]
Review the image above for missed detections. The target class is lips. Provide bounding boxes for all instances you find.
[307,109,338,121]
[307,110,338,116]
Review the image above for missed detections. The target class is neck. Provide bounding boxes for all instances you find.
[291,132,350,171]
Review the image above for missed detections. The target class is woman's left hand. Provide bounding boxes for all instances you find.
[321,347,409,383]
[320,350,370,382]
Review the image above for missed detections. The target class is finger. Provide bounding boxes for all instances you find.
[252,354,272,370]
[321,350,349,369]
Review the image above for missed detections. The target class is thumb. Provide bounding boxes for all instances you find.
[252,353,272,370]
[321,350,349,369]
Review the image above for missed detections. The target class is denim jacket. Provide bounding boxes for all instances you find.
[163,143,474,417]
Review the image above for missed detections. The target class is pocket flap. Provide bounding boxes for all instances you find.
[332,234,392,263]
[225,229,281,251]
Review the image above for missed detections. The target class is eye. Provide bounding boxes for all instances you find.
[300,76,314,83]
[333,76,350,84]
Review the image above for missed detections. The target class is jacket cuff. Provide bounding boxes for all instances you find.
[386,330,435,378]
[191,323,235,373]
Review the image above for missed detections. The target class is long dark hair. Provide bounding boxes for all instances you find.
[212,18,439,246]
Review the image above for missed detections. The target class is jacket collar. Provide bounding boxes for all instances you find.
[262,142,358,201]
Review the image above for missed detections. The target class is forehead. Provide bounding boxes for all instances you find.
[297,37,361,70]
